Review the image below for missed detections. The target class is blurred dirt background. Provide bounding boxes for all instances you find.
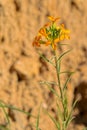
[0,0,87,130]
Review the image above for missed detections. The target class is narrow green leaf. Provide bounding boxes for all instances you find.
[0,100,36,118]
[65,99,78,127]
[36,104,41,130]
[47,111,60,130]
[40,81,58,86]
[63,71,75,91]
[57,49,72,62]
[40,81,60,100]
[59,71,75,75]
[38,52,55,67]
[0,101,10,125]
[63,76,71,91]
[66,116,75,127]
[48,86,60,99]
[56,101,63,121]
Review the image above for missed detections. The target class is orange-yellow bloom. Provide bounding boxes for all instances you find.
[48,16,60,22]
[45,41,51,46]
[44,22,51,27]
[32,35,41,47]
[59,25,70,41]
[32,16,70,50]
[39,28,48,37]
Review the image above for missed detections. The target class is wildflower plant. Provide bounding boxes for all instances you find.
[33,16,77,130]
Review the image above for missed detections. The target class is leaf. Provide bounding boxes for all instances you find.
[66,116,75,126]
[56,101,63,121]
[63,75,71,91]
[48,86,60,99]
[38,52,55,67]
[0,100,36,118]
[0,101,10,125]
[46,111,60,130]
[63,71,75,91]
[40,81,58,86]
[65,99,78,127]
[40,81,60,100]
[59,71,75,75]
[36,104,41,130]
[57,49,72,62]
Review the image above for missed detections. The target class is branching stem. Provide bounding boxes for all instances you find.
[53,50,67,130]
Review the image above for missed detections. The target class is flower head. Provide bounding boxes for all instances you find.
[32,16,70,50]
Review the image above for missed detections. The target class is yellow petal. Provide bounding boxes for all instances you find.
[48,16,60,22]
[60,35,65,40]
[45,41,51,46]
[54,38,60,43]
[65,35,70,39]
[44,22,51,27]
[52,43,57,50]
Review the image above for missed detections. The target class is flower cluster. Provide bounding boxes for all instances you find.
[32,16,70,50]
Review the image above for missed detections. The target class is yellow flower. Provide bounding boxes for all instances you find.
[59,24,70,40]
[51,38,60,50]
[39,28,48,37]
[32,16,70,50]
[44,40,57,50]
[44,22,51,27]
[32,35,41,47]
[54,38,60,43]
[48,16,60,22]
[45,41,51,46]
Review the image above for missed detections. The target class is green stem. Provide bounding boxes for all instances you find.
[54,50,62,99]
[53,50,67,130]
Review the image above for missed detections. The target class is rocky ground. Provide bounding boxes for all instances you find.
[0,0,87,130]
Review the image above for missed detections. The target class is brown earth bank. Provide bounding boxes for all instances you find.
[0,0,87,130]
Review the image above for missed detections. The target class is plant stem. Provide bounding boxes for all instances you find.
[53,50,67,130]
[54,50,62,99]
